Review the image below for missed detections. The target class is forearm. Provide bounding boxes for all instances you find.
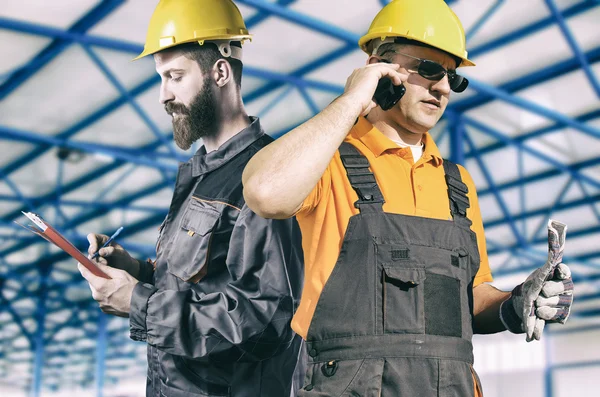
[472,283,511,334]
[243,93,362,219]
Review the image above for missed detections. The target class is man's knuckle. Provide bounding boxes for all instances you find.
[97,285,108,295]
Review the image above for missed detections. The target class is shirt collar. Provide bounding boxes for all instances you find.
[192,116,264,177]
[350,117,444,166]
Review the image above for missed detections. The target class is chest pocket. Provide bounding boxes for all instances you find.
[167,201,221,283]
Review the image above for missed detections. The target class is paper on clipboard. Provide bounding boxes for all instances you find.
[15,212,110,279]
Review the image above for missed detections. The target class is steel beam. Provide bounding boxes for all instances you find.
[0,16,142,54]
[488,224,600,257]
[0,291,33,345]
[461,114,600,189]
[452,46,600,112]
[448,115,465,164]
[545,0,600,98]
[465,108,600,159]
[244,43,356,104]
[468,0,598,58]
[0,193,168,264]
[0,0,125,101]
[463,129,526,247]
[82,45,179,158]
[95,312,107,397]
[477,156,600,197]
[29,273,48,397]
[462,79,600,140]
[0,73,160,178]
[1,141,170,225]
[485,184,596,230]
[236,0,359,45]
[465,0,505,42]
[245,0,296,26]
[257,86,294,118]
[2,200,167,275]
[0,195,164,213]
[0,125,180,171]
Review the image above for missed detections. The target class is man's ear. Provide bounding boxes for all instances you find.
[367,55,382,65]
[213,59,232,88]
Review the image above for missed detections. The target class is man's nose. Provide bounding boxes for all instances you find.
[159,82,175,105]
[431,75,451,96]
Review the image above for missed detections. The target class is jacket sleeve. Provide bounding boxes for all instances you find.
[136,259,155,285]
[129,205,304,362]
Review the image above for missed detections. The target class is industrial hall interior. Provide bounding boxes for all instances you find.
[0,0,599,396]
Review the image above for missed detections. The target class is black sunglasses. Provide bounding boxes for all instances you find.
[380,50,469,93]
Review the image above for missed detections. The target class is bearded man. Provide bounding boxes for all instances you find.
[78,1,305,396]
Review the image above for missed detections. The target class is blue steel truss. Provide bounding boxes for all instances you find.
[0,0,599,396]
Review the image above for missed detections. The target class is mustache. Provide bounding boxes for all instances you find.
[165,102,190,116]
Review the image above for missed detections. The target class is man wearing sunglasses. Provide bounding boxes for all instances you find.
[379,48,469,93]
[243,0,573,395]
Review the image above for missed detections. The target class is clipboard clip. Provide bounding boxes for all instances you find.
[21,211,48,231]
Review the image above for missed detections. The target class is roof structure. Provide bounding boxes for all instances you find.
[0,0,599,395]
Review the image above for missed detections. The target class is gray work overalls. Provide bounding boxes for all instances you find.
[299,142,483,397]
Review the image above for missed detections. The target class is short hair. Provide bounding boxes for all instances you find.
[176,41,244,87]
[374,38,462,68]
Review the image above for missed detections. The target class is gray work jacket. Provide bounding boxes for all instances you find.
[129,118,304,397]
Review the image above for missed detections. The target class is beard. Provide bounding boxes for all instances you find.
[165,79,218,150]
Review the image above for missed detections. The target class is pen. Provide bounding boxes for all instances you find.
[92,226,124,259]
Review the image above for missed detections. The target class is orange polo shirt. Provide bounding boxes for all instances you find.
[292,117,493,340]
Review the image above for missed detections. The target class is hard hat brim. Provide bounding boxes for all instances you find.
[132,34,252,61]
[359,33,475,67]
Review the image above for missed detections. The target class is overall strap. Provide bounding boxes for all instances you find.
[443,160,472,229]
[339,142,384,212]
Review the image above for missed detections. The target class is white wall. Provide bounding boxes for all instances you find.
[473,328,600,397]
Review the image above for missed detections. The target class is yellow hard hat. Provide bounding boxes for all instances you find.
[134,0,252,61]
[358,0,474,67]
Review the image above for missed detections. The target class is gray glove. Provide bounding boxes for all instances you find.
[500,220,573,341]
[535,263,573,323]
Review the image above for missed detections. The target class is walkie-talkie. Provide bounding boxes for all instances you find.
[372,59,406,111]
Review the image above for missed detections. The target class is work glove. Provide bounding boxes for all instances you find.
[499,220,573,341]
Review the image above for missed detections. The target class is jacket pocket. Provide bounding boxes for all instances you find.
[382,266,426,334]
[167,201,220,283]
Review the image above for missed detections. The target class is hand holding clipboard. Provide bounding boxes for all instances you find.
[16,212,111,279]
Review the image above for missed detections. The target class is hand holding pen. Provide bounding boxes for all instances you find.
[86,228,141,279]
[91,226,124,259]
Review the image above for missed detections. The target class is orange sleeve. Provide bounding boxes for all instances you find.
[458,165,493,286]
[295,162,333,216]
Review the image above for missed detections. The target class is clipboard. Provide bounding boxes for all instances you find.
[15,212,111,279]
